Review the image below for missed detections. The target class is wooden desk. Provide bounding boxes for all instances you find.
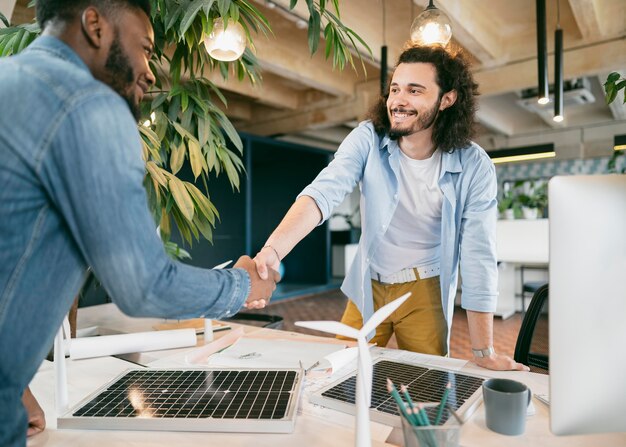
[27,304,626,446]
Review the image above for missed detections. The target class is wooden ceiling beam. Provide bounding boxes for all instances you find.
[201,68,302,110]
[239,80,378,136]
[216,94,253,121]
[250,3,367,96]
[160,46,304,110]
[567,0,603,39]
[435,0,505,64]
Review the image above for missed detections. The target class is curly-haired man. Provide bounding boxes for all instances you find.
[255,45,529,372]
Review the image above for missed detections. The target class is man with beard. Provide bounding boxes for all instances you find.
[254,46,529,372]
[0,2,279,445]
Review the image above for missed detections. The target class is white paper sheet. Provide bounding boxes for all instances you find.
[207,338,346,370]
[309,346,359,374]
[69,329,197,360]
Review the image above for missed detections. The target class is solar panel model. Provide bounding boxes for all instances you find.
[58,368,303,433]
[311,359,484,426]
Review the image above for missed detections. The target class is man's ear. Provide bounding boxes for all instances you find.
[80,7,106,49]
[440,90,457,111]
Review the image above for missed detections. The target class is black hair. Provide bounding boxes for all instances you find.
[368,45,479,153]
[36,0,151,29]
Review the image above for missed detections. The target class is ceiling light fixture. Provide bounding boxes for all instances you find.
[203,18,246,62]
[489,144,556,164]
[536,0,549,105]
[410,0,452,47]
[553,0,564,122]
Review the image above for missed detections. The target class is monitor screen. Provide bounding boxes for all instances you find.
[549,174,626,435]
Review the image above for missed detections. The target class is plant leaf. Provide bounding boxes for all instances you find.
[168,176,195,221]
[146,161,168,187]
[179,0,205,36]
[170,140,186,174]
[607,72,621,83]
[0,11,10,27]
[188,138,207,179]
[307,10,321,54]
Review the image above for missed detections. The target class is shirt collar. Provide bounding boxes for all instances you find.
[25,36,91,74]
[381,132,463,175]
[380,133,395,155]
[441,149,463,174]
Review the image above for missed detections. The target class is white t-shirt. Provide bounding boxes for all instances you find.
[370,148,443,275]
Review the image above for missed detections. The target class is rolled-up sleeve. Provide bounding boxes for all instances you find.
[298,123,371,223]
[39,91,248,319]
[458,154,499,312]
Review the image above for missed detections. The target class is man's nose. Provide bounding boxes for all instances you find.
[145,66,156,87]
[390,94,408,108]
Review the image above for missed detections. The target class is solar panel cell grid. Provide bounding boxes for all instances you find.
[73,370,298,420]
[321,360,483,424]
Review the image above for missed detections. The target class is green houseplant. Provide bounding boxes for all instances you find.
[498,186,521,220]
[518,181,548,219]
[604,72,626,174]
[0,1,370,256]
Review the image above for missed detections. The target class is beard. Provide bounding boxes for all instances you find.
[104,32,140,120]
[388,98,440,140]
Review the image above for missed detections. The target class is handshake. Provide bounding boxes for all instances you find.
[234,245,282,310]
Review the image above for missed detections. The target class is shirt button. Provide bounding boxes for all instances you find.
[394,194,398,200]
[382,224,386,230]
[366,258,370,263]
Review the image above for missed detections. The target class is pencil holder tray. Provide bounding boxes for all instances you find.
[400,407,461,447]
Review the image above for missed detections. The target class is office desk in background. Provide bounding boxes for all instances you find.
[26,303,625,447]
[496,219,549,319]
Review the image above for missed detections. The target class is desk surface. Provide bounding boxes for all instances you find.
[27,303,626,447]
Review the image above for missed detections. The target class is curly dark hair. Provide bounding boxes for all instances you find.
[369,45,479,153]
[36,0,151,29]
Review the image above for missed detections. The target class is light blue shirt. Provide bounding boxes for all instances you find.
[0,37,249,446]
[299,121,498,342]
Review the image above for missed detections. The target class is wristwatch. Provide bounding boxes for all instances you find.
[472,346,495,358]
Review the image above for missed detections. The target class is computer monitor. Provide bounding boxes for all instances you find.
[549,174,626,435]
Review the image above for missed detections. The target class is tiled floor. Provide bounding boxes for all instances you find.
[237,288,524,360]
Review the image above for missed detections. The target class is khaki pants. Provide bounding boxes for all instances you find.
[338,274,448,355]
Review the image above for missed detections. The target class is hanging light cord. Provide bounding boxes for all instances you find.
[382,0,386,45]
[556,0,561,29]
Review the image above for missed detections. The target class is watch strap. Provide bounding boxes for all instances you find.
[472,346,495,358]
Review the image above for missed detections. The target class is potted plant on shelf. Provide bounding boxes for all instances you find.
[498,187,521,220]
[518,181,548,219]
[604,72,626,174]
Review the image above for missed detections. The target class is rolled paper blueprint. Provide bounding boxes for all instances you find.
[69,328,197,360]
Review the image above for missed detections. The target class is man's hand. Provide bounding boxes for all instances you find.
[22,387,45,437]
[234,255,280,309]
[254,246,280,280]
[473,353,530,372]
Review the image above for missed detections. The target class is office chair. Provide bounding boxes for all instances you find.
[514,283,549,374]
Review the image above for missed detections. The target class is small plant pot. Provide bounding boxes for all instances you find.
[501,209,516,220]
[522,207,539,219]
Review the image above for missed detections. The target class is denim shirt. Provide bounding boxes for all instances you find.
[299,121,498,342]
[0,37,249,440]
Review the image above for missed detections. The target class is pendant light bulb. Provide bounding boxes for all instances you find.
[410,3,452,47]
[203,18,246,62]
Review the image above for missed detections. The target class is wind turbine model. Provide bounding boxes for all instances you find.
[295,292,411,447]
